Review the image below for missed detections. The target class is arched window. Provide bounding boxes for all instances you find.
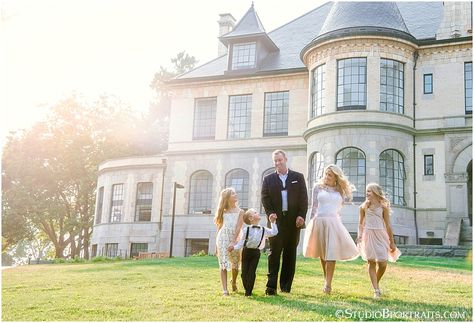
[309,152,325,190]
[336,147,366,201]
[189,170,213,214]
[225,169,250,209]
[380,149,406,206]
[260,167,275,213]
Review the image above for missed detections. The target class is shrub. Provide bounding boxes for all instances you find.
[191,250,208,257]
[53,258,66,264]
[91,256,109,263]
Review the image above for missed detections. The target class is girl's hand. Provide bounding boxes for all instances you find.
[390,242,396,252]
[227,245,234,252]
[356,236,362,244]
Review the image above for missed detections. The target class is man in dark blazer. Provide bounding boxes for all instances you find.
[261,149,308,295]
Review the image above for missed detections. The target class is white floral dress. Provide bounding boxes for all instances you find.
[216,211,241,270]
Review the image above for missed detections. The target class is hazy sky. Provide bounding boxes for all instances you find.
[1,0,328,142]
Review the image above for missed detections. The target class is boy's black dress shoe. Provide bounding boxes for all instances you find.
[265,288,277,295]
[281,289,290,293]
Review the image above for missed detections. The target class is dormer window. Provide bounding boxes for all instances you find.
[232,42,256,70]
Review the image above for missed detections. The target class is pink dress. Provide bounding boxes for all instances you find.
[358,205,401,262]
[303,185,359,261]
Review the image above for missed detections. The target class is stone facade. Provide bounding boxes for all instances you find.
[90,2,472,258]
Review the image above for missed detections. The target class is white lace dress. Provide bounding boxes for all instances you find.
[216,210,241,270]
[303,185,359,261]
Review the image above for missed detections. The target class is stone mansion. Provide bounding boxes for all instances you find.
[90,1,472,258]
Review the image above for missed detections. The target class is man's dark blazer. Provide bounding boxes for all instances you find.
[261,169,308,230]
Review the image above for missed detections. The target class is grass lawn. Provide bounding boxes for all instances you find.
[2,255,472,321]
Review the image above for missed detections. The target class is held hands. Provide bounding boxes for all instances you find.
[390,241,397,253]
[296,216,305,228]
[269,213,277,223]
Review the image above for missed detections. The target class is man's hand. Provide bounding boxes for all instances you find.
[269,214,278,223]
[296,216,305,228]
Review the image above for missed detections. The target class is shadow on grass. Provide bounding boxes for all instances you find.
[252,292,472,321]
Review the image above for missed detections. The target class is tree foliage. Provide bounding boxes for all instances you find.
[148,51,197,151]
[2,95,143,258]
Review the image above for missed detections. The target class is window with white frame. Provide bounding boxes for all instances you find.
[380,59,404,114]
[110,184,124,223]
[260,167,274,213]
[193,98,216,140]
[263,91,289,136]
[424,155,434,175]
[380,149,406,206]
[228,94,252,139]
[309,152,325,190]
[232,42,256,70]
[337,58,367,110]
[465,62,472,114]
[96,186,104,224]
[189,171,213,214]
[311,64,325,117]
[225,169,250,209]
[336,147,366,201]
[135,182,153,221]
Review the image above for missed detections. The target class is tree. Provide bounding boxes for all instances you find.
[147,51,197,152]
[2,95,144,258]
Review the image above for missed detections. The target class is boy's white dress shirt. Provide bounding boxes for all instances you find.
[234,223,278,250]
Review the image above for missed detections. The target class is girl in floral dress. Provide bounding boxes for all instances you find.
[214,187,244,296]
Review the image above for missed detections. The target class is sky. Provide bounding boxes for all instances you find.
[0,0,328,143]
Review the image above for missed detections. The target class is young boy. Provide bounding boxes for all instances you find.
[228,208,278,296]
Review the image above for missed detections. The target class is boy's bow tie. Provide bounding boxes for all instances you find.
[251,225,260,228]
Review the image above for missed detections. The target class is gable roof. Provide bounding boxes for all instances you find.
[174,1,446,82]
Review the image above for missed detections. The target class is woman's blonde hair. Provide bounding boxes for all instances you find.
[318,164,355,201]
[361,182,391,210]
[214,187,237,230]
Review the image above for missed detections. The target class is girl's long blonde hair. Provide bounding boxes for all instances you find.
[361,182,391,210]
[214,187,236,230]
[318,164,355,201]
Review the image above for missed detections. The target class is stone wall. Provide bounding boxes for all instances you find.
[398,244,471,257]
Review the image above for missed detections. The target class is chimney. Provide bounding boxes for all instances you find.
[218,13,236,56]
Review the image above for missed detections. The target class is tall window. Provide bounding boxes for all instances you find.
[335,147,366,201]
[424,155,434,175]
[423,74,433,94]
[264,91,289,136]
[193,98,216,140]
[465,62,472,114]
[110,184,124,223]
[380,59,404,114]
[337,58,367,110]
[225,169,250,209]
[260,168,275,213]
[228,94,252,139]
[232,42,256,70]
[130,243,148,258]
[189,171,213,214]
[309,152,325,190]
[311,64,326,117]
[105,243,118,258]
[96,186,104,224]
[380,149,406,206]
[135,182,153,221]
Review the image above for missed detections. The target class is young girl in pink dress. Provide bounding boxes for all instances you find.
[214,187,244,296]
[303,164,359,295]
[357,183,401,299]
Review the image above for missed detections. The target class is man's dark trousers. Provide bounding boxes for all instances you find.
[241,248,261,296]
[267,213,298,293]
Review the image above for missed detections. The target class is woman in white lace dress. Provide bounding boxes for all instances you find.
[214,187,244,296]
[303,164,359,294]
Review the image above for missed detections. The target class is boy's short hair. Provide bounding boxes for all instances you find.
[243,208,257,225]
